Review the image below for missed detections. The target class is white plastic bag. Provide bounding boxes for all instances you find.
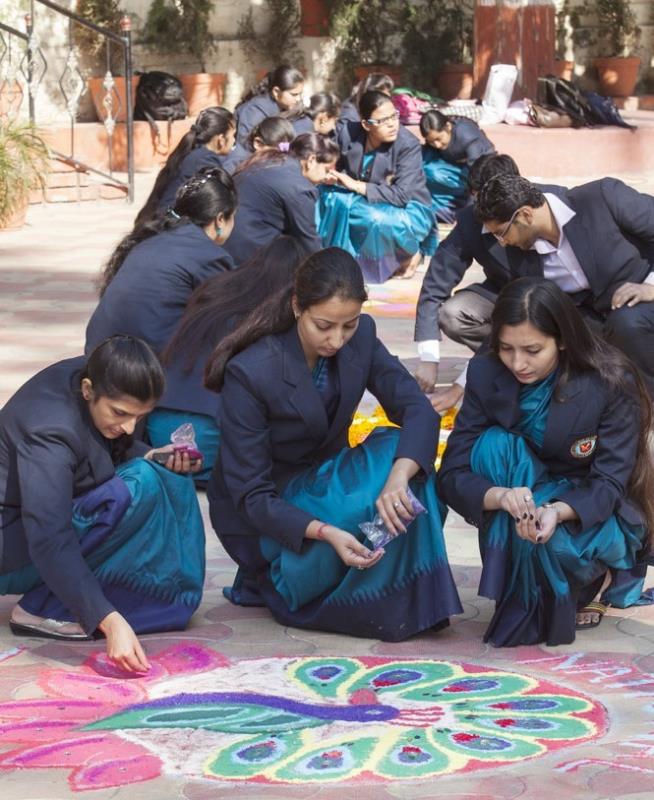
[480,64,519,125]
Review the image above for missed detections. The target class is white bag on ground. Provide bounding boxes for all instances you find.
[480,64,519,125]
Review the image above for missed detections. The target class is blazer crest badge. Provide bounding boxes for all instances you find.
[570,435,597,458]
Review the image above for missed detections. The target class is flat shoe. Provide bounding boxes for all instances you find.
[9,619,92,641]
[575,600,608,630]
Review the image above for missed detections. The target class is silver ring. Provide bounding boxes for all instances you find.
[357,566,364,571]
[523,494,532,503]
[393,502,401,509]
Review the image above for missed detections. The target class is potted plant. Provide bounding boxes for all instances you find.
[237,0,304,70]
[140,0,223,116]
[568,0,641,96]
[329,0,405,92]
[401,0,474,98]
[76,0,138,123]
[0,120,49,230]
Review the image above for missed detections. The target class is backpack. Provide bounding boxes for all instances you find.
[582,91,636,130]
[391,89,435,125]
[134,71,188,124]
[536,75,593,127]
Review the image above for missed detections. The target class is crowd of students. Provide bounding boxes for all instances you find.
[1,64,652,673]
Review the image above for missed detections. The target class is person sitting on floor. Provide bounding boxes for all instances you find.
[475,173,654,399]
[420,109,496,225]
[85,168,236,355]
[224,132,338,266]
[339,72,394,125]
[291,91,342,136]
[234,64,305,147]
[319,90,435,283]
[0,335,205,672]
[414,154,567,411]
[439,277,653,646]
[204,247,462,640]
[148,236,307,483]
[134,107,238,225]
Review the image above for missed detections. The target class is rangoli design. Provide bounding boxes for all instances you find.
[0,643,606,789]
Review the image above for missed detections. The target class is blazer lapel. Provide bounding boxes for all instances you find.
[324,339,365,443]
[560,209,598,292]
[486,369,521,429]
[540,374,585,458]
[280,327,329,440]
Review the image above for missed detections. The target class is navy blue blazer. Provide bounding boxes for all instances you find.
[158,146,227,212]
[438,353,643,534]
[220,142,251,173]
[208,314,440,552]
[0,357,148,633]
[85,223,234,355]
[223,158,322,266]
[292,115,314,135]
[235,93,281,146]
[336,121,431,207]
[424,117,495,168]
[415,183,567,342]
[158,341,222,418]
[504,178,654,312]
[339,100,360,125]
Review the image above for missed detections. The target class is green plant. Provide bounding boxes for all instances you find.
[237,0,304,68]
[140,0,215,72]
[74,0,127,75]
[0,120,49,226]
[561,0,641,58]
[401,0,474,92]
[328,0,406,91]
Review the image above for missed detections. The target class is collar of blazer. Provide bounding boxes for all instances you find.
[278,323,366,443]
[71,369,115,482]
[486,360,586,454]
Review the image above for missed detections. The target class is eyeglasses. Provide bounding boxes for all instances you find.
[366,111,400,127]
[492,207,521,243]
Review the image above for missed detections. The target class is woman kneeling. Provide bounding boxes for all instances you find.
[206,247,462,641]
[0,336,205,672]
[439,277,653,647]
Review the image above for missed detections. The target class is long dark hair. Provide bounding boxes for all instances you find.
[490,277,654,546]
[134,107,235,227]
[235,131,339,175]
[161,236,307,371]
[246,116,296,152]
[419,109,451,137]
[100,167,237,295]
[359,89,394,122]
[286,91,341,125]
[239,64,304,105]
[205,247,368,391]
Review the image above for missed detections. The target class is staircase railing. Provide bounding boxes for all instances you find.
[0,0,134,202]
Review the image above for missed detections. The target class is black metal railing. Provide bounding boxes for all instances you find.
[0,0,134,201]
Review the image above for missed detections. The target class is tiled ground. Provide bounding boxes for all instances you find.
[0,170,653,799]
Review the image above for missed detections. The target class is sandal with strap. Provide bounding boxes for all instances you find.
[575,600,608,630]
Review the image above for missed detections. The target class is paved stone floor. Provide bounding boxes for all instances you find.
[0,170,653,799]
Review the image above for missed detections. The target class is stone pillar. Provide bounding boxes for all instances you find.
[474,0,555,99]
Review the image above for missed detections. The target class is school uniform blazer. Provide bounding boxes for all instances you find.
[220,142,251,174]
[292,115,314,135]
[85,223,234,355]
[339,100,360,124]
[0,357,147,634]
[414,184,567,343]
[336,121,431,207]
[223,158,322,266]
[505,178,654,312]
[235,94,281,146]
[208,314,440,552]
[158,146,226,212]
[425,117,495,168]
[438,353,644,534]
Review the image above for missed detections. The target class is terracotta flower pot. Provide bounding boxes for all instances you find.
[0,199,28,231]
[553,60,574,82]
[354,64,403,86]
[593,56,641,97]
[88,75,139,124]
[179,73,226,117]
[300,0,330,36]
[437,63,474,101]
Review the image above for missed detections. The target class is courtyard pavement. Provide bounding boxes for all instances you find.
[0,168,653,799]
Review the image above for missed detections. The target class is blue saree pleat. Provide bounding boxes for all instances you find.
[0,459,206,633]
[146,408,221,482]
[317,186,436,284]
[422,150,470,225]
[257,426,462,641]
[471,372,647,646]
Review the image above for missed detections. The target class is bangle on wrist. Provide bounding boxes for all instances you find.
[542,502,560,522]
[317,523,329,540]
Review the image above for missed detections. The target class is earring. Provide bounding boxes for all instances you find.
[216,226,222,236]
